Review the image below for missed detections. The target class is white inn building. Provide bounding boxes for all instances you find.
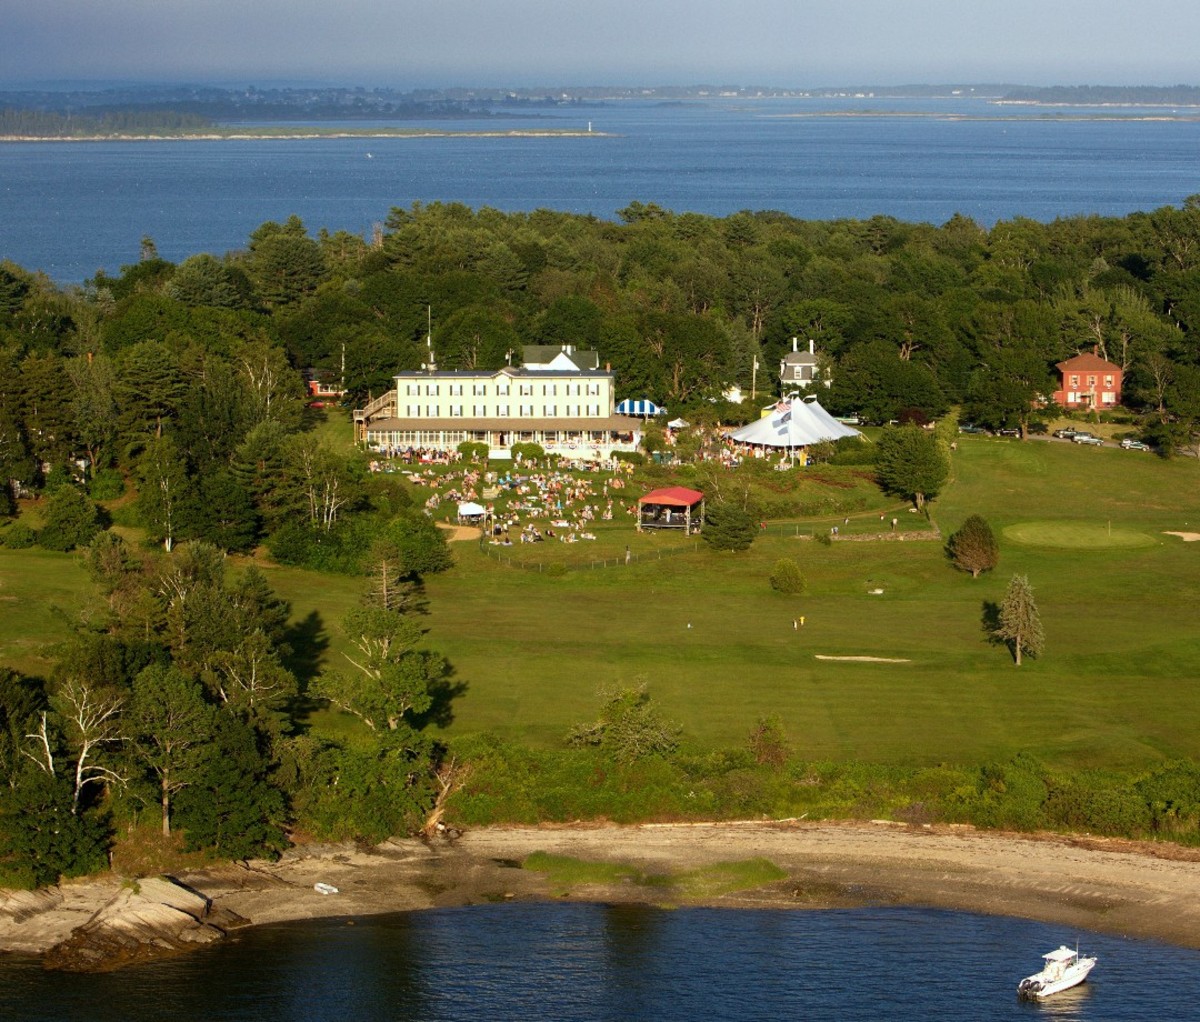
[354,345,643,460]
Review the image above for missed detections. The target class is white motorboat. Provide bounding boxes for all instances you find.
[1017,945,1097,999]
[313,882,339,896]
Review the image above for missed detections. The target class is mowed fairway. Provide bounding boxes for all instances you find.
[415,438,1200,769]
[3,437,1198,772]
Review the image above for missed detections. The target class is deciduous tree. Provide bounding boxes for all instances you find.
[875,425,950,510]
[129,664,213,836]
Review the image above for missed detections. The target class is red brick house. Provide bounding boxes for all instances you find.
[1051,352,1123,409]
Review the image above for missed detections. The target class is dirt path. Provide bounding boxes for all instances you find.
[436,522,482,542]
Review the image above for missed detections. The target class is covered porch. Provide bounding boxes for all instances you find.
[637,486,705,535]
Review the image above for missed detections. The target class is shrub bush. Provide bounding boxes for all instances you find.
[511,442,546,463]
[828,442,877,466]
[37,486,102,552]
[87,469,125,500]
[612,450,646,466]
[769,558,806,594]
[456,441,489,461]
[0,522,36,548]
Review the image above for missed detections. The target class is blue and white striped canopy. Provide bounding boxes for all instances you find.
[616,399,664,416]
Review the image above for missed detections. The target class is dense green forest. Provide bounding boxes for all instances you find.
[0,108,214,137]
[3,200,1200,884]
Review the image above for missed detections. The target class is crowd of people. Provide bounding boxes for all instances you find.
[378,454,641,544]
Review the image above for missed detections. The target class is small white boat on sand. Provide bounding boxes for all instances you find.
[313,882,339,896]
[1017,945,1097,999]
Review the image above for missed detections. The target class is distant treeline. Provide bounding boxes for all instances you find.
[1002,85,1200,106]
[0,107,214,137]
[0,85,516,126]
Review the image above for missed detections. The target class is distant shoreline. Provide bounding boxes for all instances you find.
[769,110,1200,122]
[0,129,610,143]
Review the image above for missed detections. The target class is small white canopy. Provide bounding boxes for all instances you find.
[1044,947,1079,963]
[728,397,860,448]
[457,501,486,518]
[667,417,690,429]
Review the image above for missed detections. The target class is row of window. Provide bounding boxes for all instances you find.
[1067,374,1117,387]
[403,382,603,397]
[402,405,605,418]
[1065,392,1119,404]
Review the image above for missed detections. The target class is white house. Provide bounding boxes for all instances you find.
[354,345,641,460]
[780,337,829,392]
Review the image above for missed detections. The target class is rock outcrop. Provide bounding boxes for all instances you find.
[2,876,246,972]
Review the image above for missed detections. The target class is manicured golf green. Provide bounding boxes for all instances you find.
[1003,521,1157,548]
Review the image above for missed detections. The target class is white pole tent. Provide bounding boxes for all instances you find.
[727,397,860,462]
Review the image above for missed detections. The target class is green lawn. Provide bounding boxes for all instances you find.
[408,438,1200,768]
[4,436,1199,773]
[0,548,98,676]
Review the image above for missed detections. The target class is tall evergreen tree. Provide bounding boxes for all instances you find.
[994,574,1045,666]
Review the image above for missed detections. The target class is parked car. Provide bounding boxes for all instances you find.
[1120,438,1151,451]
[1053,428,1079,439]
[958,424,990,435]
[997,428,1021,437]
[1073,434,1104,446]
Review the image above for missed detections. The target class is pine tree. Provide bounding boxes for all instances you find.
[947,514,1000,577]
[701,501,756,552]
[995,574,1045,666]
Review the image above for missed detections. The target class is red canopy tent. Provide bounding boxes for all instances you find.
[637,487,705,534]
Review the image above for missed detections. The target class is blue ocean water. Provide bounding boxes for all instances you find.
[1,903,1196,1021]
[2,97,1199,282]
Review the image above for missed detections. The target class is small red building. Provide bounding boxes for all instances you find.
[1051,352,1123,409]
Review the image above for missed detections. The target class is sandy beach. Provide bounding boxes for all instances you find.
[5,819,1200,966]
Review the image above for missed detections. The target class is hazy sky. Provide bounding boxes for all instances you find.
[5,0,1198,87]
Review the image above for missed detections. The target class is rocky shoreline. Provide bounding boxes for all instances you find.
[6,820,1200,972]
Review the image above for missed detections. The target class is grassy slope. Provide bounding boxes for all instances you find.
[4,435,1197,771]
[410,437,1200,768]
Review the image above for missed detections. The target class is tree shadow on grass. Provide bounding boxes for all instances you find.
[412,662,469,731]
[981,599,1012,658]
[283,609,329,698]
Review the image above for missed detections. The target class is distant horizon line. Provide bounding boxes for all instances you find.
[3,79,1199,95]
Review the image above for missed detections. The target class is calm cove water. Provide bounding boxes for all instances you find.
[2,903,1198,1021]
[3,97,1200,281]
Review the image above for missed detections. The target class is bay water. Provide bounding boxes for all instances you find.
[3,903,1198,1021]
[3,97,1200,282]
[4,96,1199,1016]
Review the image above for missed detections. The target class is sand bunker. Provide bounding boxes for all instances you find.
[814,655,911,663]
[1164,531,1200,542]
